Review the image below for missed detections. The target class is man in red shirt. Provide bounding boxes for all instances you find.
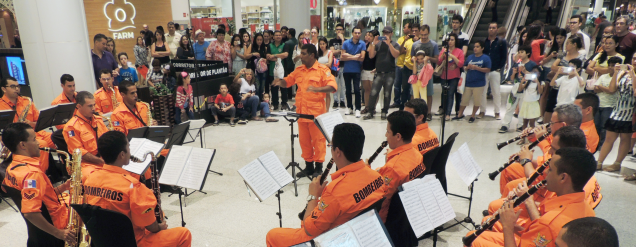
[210,83,236,126]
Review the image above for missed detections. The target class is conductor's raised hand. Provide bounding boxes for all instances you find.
[309,175,328,197]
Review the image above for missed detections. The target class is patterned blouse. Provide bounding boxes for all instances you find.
[206,40,232,72]
[133,45,149,66]
[610,72,635,122]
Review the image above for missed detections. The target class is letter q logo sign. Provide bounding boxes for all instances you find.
[104,0,137,32]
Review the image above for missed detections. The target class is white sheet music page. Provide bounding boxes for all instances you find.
[349,210,392,247]
[415,181,445,227]
[159,145,191,186]
[399,189,434,237]
[238,160,280,201]
[316,111,344,143]
[258,151,293,187]
[178,148,215,190]
[429,179,456,222]
[123,138,164,174]
[315,226,359,247]
[449,143,481,186]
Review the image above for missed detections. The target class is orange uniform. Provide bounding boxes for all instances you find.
[266,160,387,247]
[94,86,123,114]
[110,102,150,135]
[282,62,337,162]
[84,165,191,247]
[1,154,69,229]
[470,192,595,247]
[377,144,425,221]
[499,154,550,195]
[50,92,77,130]
[63,114,109,180]
[0,95,55,148]
[411,123,439,155]
[580,120,599,153]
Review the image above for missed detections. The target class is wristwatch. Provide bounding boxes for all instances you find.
[519,158,532,165]
[307,194,319,202]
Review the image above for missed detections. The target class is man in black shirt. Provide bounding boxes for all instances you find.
[363,27,400,120]
[283,28,298,102]
[329,24,347,108]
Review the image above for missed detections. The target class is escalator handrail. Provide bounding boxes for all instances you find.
[502,0,527,42]
[461,0,489,42]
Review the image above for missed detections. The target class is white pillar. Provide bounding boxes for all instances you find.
[593,0,604,15]
[280,0,310,33]
[232,0,243,33]
[14,0,94,107]
[424,0,440,42]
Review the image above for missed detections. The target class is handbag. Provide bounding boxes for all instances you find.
[586,72,598,91]
[256,58,268,73]
[408,75,417,84]
[433,59,447,77]
[331,58,340,71]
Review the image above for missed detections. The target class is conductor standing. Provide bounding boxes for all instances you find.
[273,44,337,178]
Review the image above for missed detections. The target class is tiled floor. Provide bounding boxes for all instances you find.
[1,83,635,246]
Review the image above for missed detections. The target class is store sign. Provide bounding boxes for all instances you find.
[185,64,230,81]
[310,0,317,9]
[104,0,137,39]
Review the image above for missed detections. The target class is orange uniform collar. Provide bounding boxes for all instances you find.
[12,154,41,167]
[331,160,366,180]
[387,143,415,161]
[101,164,129,175]
[541,192,585,212]
[416,123,430,132]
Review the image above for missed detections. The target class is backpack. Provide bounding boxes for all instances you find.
[256,58,268,73]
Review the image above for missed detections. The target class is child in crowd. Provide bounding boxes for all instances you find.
[551,58,585,106]
[412,50,429,99]
[175,71,194,124]
[262,93,273,112]
[500,46,536,133]
[594,56,623,148]
[116,52,138,86]
[146,59,163,87]
[211,83,236,126]
[517,66,543,135]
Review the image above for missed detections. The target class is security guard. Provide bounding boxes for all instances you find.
[62,91,108,180]
[110,80,157,135]
[469,147,597,247]
[50,74,77,130]
[403,99,439,155]
[272,44,337,178]
[266,123,387,247]
[376,111,424,222]
[85,131,192,247]
[93,69,123,114]
[1,123,76,245]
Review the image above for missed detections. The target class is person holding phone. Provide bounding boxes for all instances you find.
[231,34,247,74]
[550,59,585,107]
[586,36,624,76]
[517,66,543,135]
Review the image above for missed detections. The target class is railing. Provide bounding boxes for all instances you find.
[461,0,489,41]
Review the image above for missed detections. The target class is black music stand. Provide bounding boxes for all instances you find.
[126,126,171,144]
[282,112,315,197]
[0,110,16,133]
[34,103,76,132]
[137,87,152,104]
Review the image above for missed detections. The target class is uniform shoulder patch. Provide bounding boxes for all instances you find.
[67,130,75,137]
[113,121,121,126]
[533,232,551,247]
[23,192,36,200]
[23,179,36,189]
[318,200,329,212]
[383,176,393,186]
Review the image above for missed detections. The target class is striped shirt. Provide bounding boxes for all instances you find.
[609,72,635,121]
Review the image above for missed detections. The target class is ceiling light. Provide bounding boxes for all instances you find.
[374,0,381,4]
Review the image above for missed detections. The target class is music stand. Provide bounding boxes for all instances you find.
[137,87,152,104]
[281,112,315,197]
[126,127,147,140]
[0,110,16,133]
[146,126,171,143]
[35,103,76,132]
[164,122,190,149]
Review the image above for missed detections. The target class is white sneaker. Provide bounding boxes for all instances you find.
[345,108,352,115]
[355,110,361,118]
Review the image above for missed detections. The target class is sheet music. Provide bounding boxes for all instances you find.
[449,143,482,186]
[349,211,392,247]
[238,160,280,201]
[258,151,293,187]
[416,182,445,227]
[314,223,359,247]
[429,180,456,221]
[177,148,215,190]
[123,138,164,174]
[400,189,435,237]
[316,111,345,143]
[159,145,191,186]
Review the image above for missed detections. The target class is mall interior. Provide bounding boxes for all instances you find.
[0,0,635,246]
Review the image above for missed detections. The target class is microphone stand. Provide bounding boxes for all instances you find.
[440,41,450,145]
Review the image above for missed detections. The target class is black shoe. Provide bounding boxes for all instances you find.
[389,103,399,109]
[498,126,508,133]
[296,161,315,178]
[451,115,465,121]
[381,112,387,120]
[313,162,323,177]
[212,120,219,126]
[427,113,433,121]
[333,101,339,108]
[362,114,374,120]
[468,117,475,123]
[281,103,290,111]
[273,105,279,111]
[339,102,346,108]
[290,105,297,112]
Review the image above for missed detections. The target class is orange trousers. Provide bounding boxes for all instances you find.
[499,163,525,195]
[139,227,192,247]
[298,122,326,163]
[465,230,519,247]
[266,227,313,247]
[36,131,55,149]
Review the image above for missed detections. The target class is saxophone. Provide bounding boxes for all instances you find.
[131,152,164,222]
[142,102,153,126]
[93,112,114,131]
[108,85,120,109]
[18,96,32,123]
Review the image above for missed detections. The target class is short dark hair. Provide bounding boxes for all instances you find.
[94,33,107,43]
[420,24,431,33]
[117,52,128,62]
[568,36,583,49]
[369,29,380,37]
[519,45,532,55]
[76,91,94,106]
[60,74,74,85]
[274,30,281,36]
[411,24,420,31]
[119,80,136,94]
[403,23,412,29]
[553,147,596,191]
[489,22,498,28]
[216,29,226,36]
[332,123,365,163]
[452,14,464,24]
[302,44,318,59]
[474,40,485,49]
[387,111,416,142]
[167,21,175,27]
[2,122,32,153]
[353,27,362,33]
[404,99,429,123]
[98,131,129,164]
[336,23,344,29]
[569,58,583,69]
[571,15,584,24]
[553,126,587,149]
[100,69,112,77]
[288,28,296,37]
[561,217,619,247]
[607,56,623,65]
[281,26,289,31]
[575,93,599,116]
[0,77,17,88]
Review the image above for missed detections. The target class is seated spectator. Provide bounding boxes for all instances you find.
[228,82,250,125]
[115,52,138,86]
[176,35,194,60]
[175,72,194,124]
[233,68,278,122]
[211,83,236,126]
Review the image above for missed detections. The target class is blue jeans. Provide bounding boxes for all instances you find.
[399,67,413,110]
[256,72,267,97]
[343,73,362,110]
[442,78,461,116]
[333,69,346,103]
[595,107,613,148]
[174,107,194,124]
[244,95,271,117]
[393,66,404,105]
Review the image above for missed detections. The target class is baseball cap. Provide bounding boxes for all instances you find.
[382,26,393,33]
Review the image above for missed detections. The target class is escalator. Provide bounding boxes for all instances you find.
[468,0,513,56]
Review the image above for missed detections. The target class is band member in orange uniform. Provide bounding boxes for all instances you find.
[468,147,596,247]
[50,74,77,130]
[1,123,76,245]
[85,131,191,247]
[273,44,337,178]
[62,91,108,180]
[94,69,123,114]
[376,111,424,222]
[110,80,157,135]
[404,99,439,155]
[266,123,387,247]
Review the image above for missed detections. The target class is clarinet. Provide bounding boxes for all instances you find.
[462,180,547,246]
[496,123,551,150]
[488,131,551,181]
[367,141,388,165]
[526,158,551,185]
[131,152,164,223]
[298,158,335,221]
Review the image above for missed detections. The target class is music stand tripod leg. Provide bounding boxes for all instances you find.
[178,188,186,227]
[276,190,282,228]
[198,129,224,176]
[283,116,313,197]
[0,196,17,212]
